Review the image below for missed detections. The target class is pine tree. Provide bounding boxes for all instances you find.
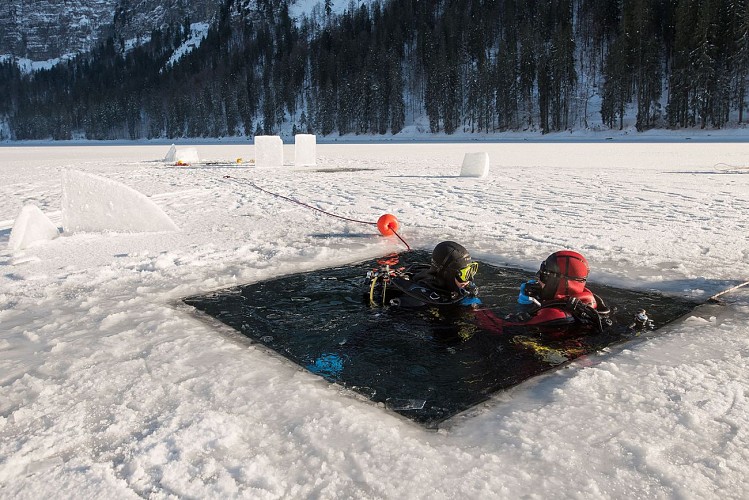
[733,0,749,122]
[692,0,718,128]
[667,0,698,127]
[601,37,631,129]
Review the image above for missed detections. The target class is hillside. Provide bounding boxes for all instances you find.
[2,0,748,140]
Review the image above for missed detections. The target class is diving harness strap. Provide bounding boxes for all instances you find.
[367,265,399,307]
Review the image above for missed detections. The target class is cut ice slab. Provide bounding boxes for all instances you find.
[295,134,317,166]
[8,204,60,251]
[62,169,178,234]
[182,251,699,427]
[254,135,284,168]
[460,152,490,178]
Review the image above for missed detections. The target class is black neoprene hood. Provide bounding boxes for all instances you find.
[431,241,472,275]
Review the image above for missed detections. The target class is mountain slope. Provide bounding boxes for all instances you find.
[0,0,222,61]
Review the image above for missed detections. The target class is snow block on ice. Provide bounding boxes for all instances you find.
[164,145,199,164]
[62,170,179,234]
[294,134,317,166]
[254,135,284,168]
[8,204,60,251]
[460,152,490,178]
[175,147,199,164]
[183,251,699,427]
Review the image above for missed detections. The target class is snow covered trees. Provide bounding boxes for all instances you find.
[3,0,749,139]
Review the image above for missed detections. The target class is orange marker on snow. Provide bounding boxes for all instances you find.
[377,214,400,236]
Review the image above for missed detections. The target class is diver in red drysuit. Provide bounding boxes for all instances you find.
[476,250,609,337]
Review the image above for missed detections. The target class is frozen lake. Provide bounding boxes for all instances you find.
[1,142,749,498]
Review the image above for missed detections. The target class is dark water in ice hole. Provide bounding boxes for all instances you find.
[183,251,699,427]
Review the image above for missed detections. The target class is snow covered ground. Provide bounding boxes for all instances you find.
[1,139,749,498]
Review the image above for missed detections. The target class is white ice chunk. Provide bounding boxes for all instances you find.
[174,147,199,164]
[388,399,427,411]
[62,170,179,234]
[255,135,284,168]
[8,204,60,251]
[164,144,198,164]
[294,134,317,166]
[460,152,490,178]
[164,144,177,162]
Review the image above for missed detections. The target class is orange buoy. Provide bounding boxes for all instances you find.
[377,214,399,236]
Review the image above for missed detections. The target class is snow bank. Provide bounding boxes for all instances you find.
[61,169,179,234]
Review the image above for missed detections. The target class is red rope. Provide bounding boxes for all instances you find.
[223,175,411,249]
[391,227,411,251]
[226,175,376,225]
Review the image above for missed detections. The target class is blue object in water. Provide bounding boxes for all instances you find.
[460,296,482,306]
[518,280,540,305]
[307,353,344,378]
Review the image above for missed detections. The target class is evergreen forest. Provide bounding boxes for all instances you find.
[2,0,749,140]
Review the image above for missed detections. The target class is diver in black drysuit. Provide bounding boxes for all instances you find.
[368,241,481,309]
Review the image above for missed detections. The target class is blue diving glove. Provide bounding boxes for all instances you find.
[518,280,541,306]
[460,296,482,306]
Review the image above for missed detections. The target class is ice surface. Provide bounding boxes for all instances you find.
[254,135,284,168]
[2,140,749,499]
[61,169,179,233]
[294,134,317,166]
[7,204,60,251]
[460,152,490,178]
